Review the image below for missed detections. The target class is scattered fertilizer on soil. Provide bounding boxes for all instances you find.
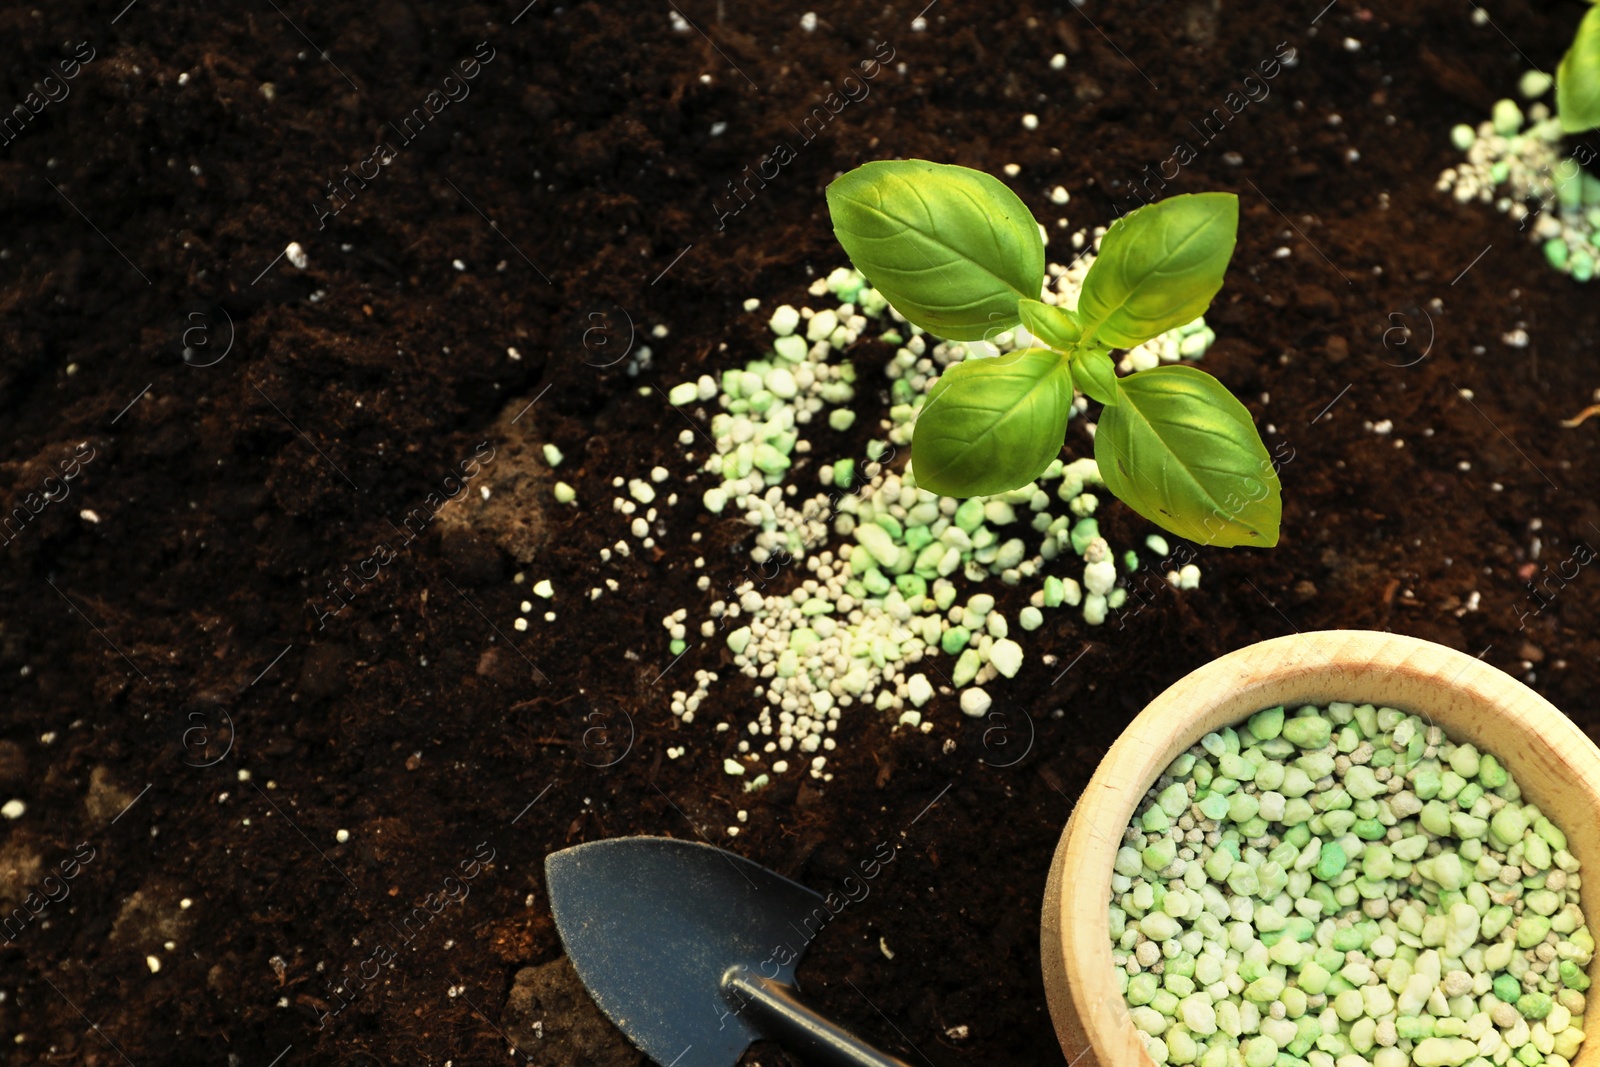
[1114,702,1592,1067]
[1437,76,1600,282]
[655,229,1218,781]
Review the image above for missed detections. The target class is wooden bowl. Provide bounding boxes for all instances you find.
[1041,629,1600,1066]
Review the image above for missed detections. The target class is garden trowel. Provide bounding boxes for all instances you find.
[545,836,913,1067]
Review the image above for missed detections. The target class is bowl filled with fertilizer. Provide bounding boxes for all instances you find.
[1042,630,1600,1067]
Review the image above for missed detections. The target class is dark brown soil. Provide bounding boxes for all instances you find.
[2,1,1599,1064]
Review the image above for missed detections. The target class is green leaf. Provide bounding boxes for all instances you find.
[1077,193,1238,350]
[1018,298,1082,350]
[911,348,1072,497]
[1558,4,1600,134]
[1093,365,1280,548]
[827,160,1044,342]
[1072,348,1120,407]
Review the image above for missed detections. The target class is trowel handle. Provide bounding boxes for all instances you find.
[723,972,915,1067]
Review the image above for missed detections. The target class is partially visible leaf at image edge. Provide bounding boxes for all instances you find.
[1558,4,1600,134]
[911,348,1072,497]
[1093,365,1281,548]
[827,160,1045,342]
[1077,193,1238,350]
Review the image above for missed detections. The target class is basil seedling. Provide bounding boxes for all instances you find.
[1557,2,1600,135]
[826,159,1281,549]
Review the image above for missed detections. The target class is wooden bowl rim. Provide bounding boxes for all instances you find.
[1041,629,1600,1067]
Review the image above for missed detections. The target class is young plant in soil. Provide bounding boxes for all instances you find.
[826,160,1281,549]
[1558,2,1600,135]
